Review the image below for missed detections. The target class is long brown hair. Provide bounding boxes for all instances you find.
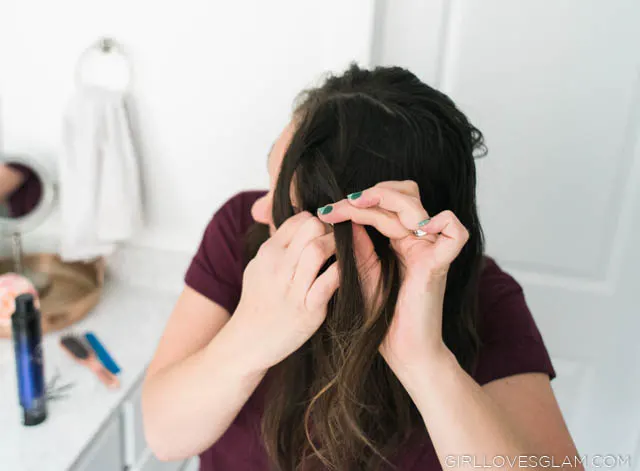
[244,64,486,471]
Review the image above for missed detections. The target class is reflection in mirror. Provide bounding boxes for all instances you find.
[0,156,56,295]
[0,163,43,219]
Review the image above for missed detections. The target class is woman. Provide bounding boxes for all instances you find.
[142,64,581,470]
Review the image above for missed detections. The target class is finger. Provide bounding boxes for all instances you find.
[346,186,430,232]
[291,232,337,294]
[268,210,315,248]
[422,210,470,267]
[282,216,328,270]
[373,179,421,197]
[305,261,339,311]
[317,199,410,239]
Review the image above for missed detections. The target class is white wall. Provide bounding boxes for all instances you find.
[0,0,374,252]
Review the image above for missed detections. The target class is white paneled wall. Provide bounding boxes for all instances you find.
[375,0,640,460]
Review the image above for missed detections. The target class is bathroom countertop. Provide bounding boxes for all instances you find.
[0,258,184,471]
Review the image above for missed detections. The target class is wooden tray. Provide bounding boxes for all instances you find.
[0,253,104,337]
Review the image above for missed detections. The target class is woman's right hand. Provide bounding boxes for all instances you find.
[230,211,339,372]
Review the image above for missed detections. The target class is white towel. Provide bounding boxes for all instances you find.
[59,85,143,262]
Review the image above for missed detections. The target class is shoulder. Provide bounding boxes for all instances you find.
[473,256,556,384]
[478,256,520,298]
[207,189,268,237]
[184,190,267,313]
[197,189,268,263]
[477,256,539,341]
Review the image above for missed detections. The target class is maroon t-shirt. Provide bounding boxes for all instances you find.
[185,190,556,471]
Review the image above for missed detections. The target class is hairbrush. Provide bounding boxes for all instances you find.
[60,335,120,389]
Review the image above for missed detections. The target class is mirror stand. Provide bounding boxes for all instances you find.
[5,229,51,295]
[11,231,24,275]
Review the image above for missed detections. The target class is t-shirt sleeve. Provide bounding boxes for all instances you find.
[473,258,557,385]
[184,194,246,315]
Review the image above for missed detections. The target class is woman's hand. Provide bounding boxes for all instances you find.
[316,180,469,385]
[231,211,339,373]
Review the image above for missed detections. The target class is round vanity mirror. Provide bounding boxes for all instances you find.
[0,154,56,293]
[0,155,55,233]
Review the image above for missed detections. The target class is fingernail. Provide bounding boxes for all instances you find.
[417,218,431,227]
[347,191,362,200]
[317,205,333,215]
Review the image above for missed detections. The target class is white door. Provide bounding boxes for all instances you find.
[373,0,640,462]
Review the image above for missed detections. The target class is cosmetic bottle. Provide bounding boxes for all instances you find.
[11,293,47,426]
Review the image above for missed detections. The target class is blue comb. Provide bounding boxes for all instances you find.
[84,332,121,375]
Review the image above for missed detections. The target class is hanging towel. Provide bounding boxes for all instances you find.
[59,85,143,262]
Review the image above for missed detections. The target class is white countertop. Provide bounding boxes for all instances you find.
[0,255,183,471]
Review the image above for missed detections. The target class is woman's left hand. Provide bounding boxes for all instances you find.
[316,180,469,385]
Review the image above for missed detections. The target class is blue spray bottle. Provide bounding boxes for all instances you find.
[11,293,47,426]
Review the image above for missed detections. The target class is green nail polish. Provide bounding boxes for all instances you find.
[347,191,363,200]
[417,218,431,227]
[317,205,333,215]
